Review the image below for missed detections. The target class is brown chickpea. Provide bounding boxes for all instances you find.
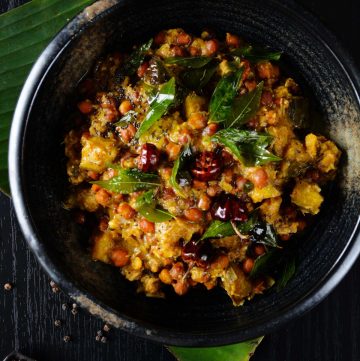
[119,100,133,115]
[116,203,136,219]
[226,33,241,48]
[110,248,129,267]
[95,189,111,207]
[254,244,266,256]
[77,100,93,114]
[242,258,254,274]
[198,194,211,211]
[139,218,155,234]
[184,208,203,222]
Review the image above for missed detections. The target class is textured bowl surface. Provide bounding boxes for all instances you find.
[9,0,360,346]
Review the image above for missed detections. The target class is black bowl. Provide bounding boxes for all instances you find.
[8,0,360,346]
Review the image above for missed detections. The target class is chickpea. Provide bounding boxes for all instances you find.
[111,248,129,267]
[192,180,207,190]
[119,100,133,115]
[95,189,111,207]
[166,141,181,160]
[205,39,219,55]
[184,208,203,222]
[176,32,191,45]
[139,218,155,234]
[91,184,101,193]
[202,123,218,136]
[119,124,136,144]
[188,112,207,130]
[226,33,241,48]
[250,168,268,189]
[159,269,172,285]
[257,61,280,80]
[210,254,230,270]
[254,244,266,256]
[198,194,211,211]
[173,281,189,295]
[137,62,149,78]
[169,262,185,281]
[117,203,136,219]
[77,99,93,114]
[242,258,254,274]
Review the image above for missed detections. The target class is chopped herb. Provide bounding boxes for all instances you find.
[135,190,173,222]
[169,145,194,198]
[209,67,244,123]
[136,77,176,138]
[200,220,235,240]
[212,128,282,166]
[91,168,160,194]
[225,81,264,128]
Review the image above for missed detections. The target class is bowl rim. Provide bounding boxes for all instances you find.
[8,0,360,346]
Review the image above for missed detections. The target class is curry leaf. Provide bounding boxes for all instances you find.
[136,77,176,138]
[91,168,160,194]
[164,56,212,68]
[212,129,281,166]
[170,145,193,198]
[226,81,264,128]
[232,45,282,62]
[209,68,244,123]
[250,250,278,278]
[135,190,173,222]
[276,258,296,291]
[113,110,137,127]
[180,61,218,90]
[115,38,153,80]
[200,220,235,240]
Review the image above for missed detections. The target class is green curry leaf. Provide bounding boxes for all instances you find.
[226,81,264,128]
[180,61,218,90]
[136,77,176,138]
[232,45,282,62]
[200,220,235,240]
[170,145,193,198]
[91,168,160,194]
[115,38,153,79]
[135,190,173,222]
[164,56,212,68]
[276,258,296,291]
[113,110,137,128]
[212,129,281,166]
[209,67,244,123]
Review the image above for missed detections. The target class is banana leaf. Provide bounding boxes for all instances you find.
[0,0,94,195]
[0,1,263,360]
[168,337,263,361]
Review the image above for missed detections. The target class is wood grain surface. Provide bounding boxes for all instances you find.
[1,1,360,360]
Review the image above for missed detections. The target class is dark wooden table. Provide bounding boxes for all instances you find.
[1,1,360,360]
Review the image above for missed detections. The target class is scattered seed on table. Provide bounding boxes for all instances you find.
[54,319,62,327]
[103,324,111,332]
[4,283,13,291]
[96,330,103,336]
[51,286,60,293]
[62,303,68,310]
[95,335,101,342]
[100,336,107,343]
[72,303,78,309]
[63,335,71,343]
[50,280,56,287]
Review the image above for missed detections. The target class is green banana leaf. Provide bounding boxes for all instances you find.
[168,337,264,361]
[0,1,263,359]
[0,0,94,195]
